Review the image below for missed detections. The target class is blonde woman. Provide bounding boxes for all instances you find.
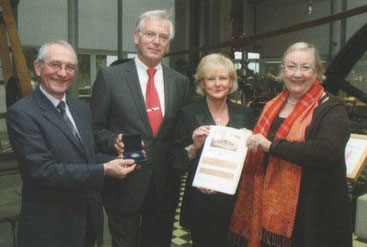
[172,53,254,247]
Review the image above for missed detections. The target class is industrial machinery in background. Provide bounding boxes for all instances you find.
[233,21,367,136]
[324,22,367,136]
[235,60,283,117]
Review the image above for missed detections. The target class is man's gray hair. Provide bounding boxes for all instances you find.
[36,40,78,65]
[135,10,174,40]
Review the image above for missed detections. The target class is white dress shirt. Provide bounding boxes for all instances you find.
[39,85,80,135]
[135,57,165,116]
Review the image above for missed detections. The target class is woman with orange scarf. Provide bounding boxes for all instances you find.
[231,42,352,247]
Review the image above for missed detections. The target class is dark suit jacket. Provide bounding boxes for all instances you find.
[170,98,254,233]
[7,87,108,247]
[90,60,189,214]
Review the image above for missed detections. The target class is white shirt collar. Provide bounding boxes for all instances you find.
[39,85,66,108]
[134,56,162,72]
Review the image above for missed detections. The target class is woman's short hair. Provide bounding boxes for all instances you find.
[278,42,326,82]
[36,40,78,65]
[194,53,238,96]
[135,10,174,40]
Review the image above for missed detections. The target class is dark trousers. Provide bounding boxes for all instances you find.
[84,210,97,247]
[106,181,177,247]
[191,230,236,247]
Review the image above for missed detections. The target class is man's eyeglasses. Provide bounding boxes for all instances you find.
[283,64,314,73]
[140,31,169,43]
[41,61,76,73]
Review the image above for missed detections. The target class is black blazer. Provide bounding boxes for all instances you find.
[7,87,107,247]
[90,59,189,214]
[171,98,254,232]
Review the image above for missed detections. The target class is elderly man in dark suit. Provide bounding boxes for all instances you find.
[7,40,136,247]
[90,10,189,247]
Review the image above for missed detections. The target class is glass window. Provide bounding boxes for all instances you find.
[106,55,118,67]
[263,61,281,76]
[339,57,367,134]
[234,51,243,70]
[78,54,90,96]
[23,47,41,87]
[23,48,37,68]
[96,55,107,72]
[127,53,137,59]
[0,84,11,154]
[248,52,260,73]
[346,58,367,93]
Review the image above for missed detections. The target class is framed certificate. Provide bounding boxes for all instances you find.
[346,134,367,182]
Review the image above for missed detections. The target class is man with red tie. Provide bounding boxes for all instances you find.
[90,10,189,247]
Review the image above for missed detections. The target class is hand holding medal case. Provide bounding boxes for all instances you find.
[123,133,147,163]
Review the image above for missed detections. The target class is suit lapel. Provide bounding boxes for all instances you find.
[162,66,173,117]
[125,61,153,136]
[155,66,173,137]
[194,99,243,128]
[227,102,243,128]
[35,88,85,155]
[195,98,215,126]
[66,97,89,156]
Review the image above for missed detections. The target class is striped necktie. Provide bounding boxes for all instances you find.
[57,101,83,147]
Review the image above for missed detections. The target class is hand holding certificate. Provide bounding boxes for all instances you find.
[192,126,252,195]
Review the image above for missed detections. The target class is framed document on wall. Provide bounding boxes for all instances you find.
[346,134,367,182]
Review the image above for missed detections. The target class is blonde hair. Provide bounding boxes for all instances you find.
[278,42,326,82]
[194,53,238,96]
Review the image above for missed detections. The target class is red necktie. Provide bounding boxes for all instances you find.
[146,68,162,136]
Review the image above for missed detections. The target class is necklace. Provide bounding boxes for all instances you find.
[286,98,298,105]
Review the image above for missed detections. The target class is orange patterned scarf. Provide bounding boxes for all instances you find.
[231,79,324,247]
